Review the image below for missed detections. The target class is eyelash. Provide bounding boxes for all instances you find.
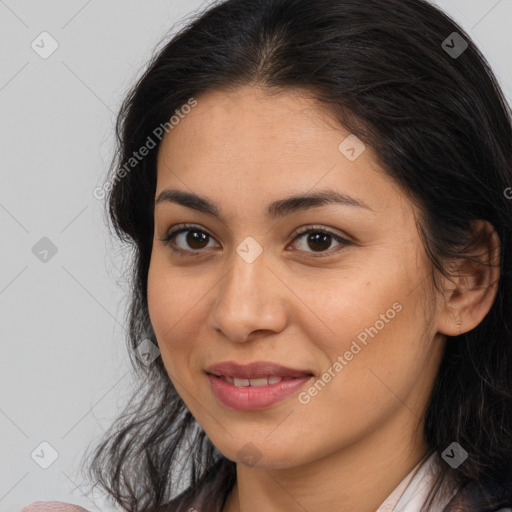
[158,223,351,258]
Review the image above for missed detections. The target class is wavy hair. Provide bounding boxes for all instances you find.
[82,0,512,510]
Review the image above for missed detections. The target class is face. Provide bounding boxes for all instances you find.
[147,85,446,469]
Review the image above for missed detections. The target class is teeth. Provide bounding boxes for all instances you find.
[222,376,285,386]
[233,378,250,387]
[249,378,269,387]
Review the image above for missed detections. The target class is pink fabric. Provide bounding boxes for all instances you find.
[375,468,416,512]
[21,502,91,511]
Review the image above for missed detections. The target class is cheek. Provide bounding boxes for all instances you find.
[147,257,220,382]
[311,294,434,423]
[147,260,194,365]
[289,263,413,358]
[147,252,204,332]
[296,257,434,402]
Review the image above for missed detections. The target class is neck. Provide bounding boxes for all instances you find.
[223,408,431,512]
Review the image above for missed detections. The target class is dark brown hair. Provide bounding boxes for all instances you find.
[83,0,512,510]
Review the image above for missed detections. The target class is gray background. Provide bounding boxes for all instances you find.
[0,1,511,511]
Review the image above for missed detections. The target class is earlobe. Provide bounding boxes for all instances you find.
[436,220,500,337]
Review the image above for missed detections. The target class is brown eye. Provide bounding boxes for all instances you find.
[161,224,219,254]
[291,226,351,256]
[183,229,209,250]
[305,232,332,252]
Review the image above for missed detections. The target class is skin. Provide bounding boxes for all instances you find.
[147,85,500,512]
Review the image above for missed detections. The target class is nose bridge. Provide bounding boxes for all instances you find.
[219,246,268,309]
[208,246,287,341]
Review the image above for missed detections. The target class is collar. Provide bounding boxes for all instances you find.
[376,453,458,512]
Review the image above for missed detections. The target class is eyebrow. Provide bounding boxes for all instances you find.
[155,188,373,219]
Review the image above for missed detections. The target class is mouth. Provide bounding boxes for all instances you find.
[205,360,314,379]
[205,361,314,410]
[209,375,302,387]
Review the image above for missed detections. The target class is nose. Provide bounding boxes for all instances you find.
[207,248,288,343]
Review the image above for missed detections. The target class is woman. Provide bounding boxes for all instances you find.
[24,0,512,510]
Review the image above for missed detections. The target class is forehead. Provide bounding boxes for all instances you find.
[155,85,414,225]
[157,86,376,178]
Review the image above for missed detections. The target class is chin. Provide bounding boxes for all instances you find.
[214,440,307,469]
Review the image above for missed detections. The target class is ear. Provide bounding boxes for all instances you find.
[436,220,500,336]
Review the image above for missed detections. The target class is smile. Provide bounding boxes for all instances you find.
[207,374,313,410]
[217,375,297,386]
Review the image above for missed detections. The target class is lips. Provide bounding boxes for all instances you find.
[216,375,295,387]
[205,361,315,410]
[205,361,314,380]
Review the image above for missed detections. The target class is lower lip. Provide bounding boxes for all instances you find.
[207,374,313,411]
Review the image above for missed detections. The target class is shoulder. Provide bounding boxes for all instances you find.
[21,502,91,511]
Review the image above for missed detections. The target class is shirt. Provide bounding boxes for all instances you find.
[375,453,456,512]
[22,453,512,512]
[375,453,512,512]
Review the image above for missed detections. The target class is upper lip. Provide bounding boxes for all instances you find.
[205,361,314,379]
